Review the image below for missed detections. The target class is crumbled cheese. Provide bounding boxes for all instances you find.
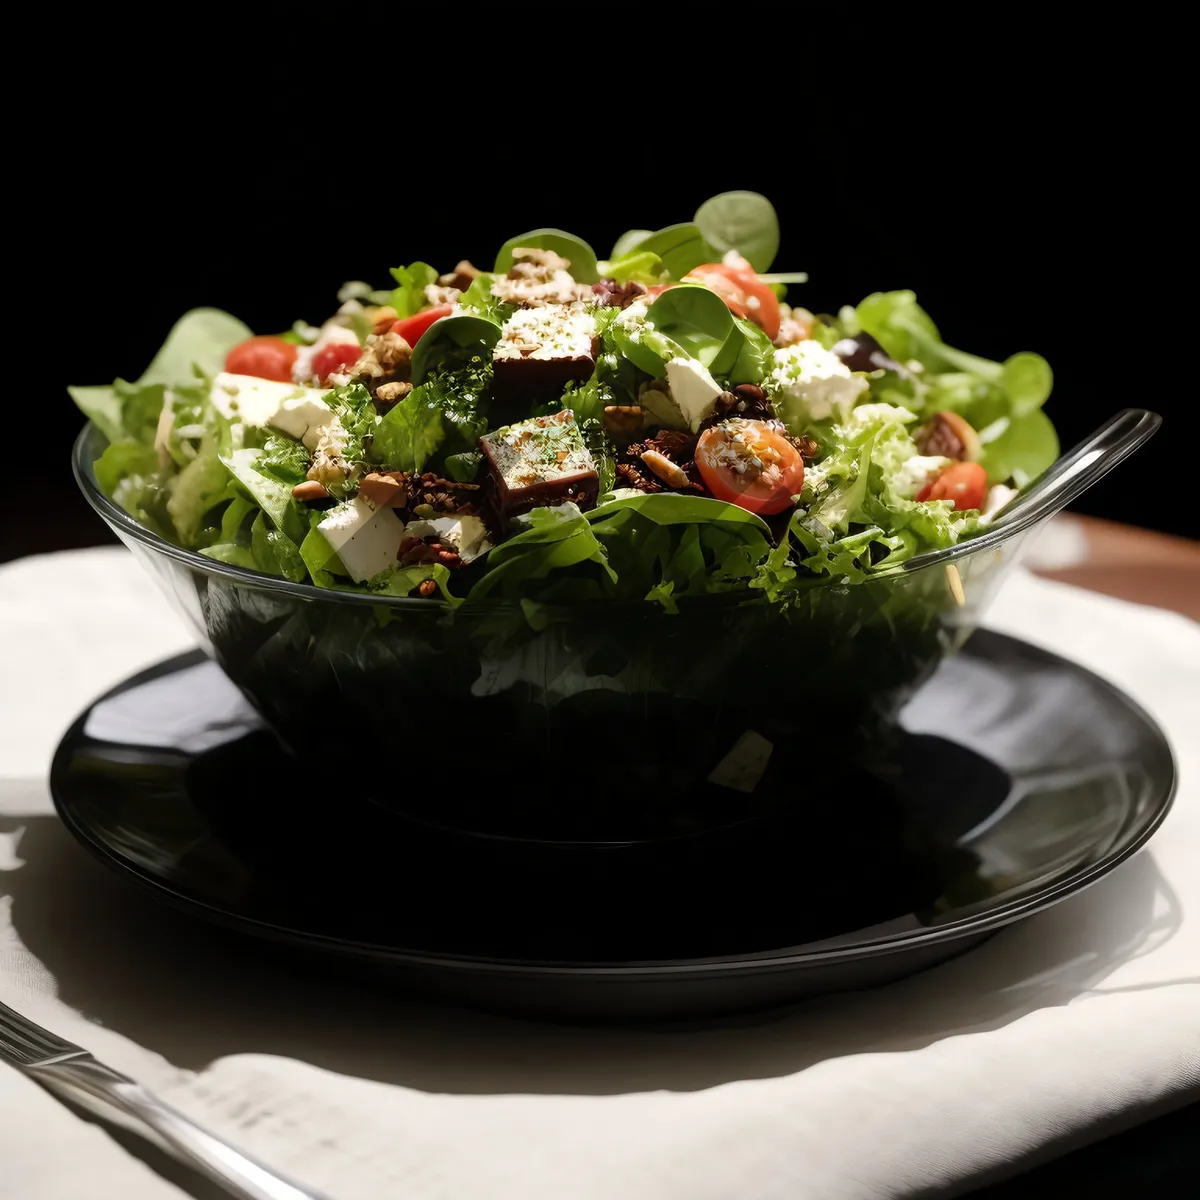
[842,403,918,435]
[494,304,596,361]
[491,247,594,306]
[892,454,953,499]
[307,418,351,486]
[769,341,868,423]
[403,514,492,563]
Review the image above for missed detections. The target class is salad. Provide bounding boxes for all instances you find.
[71,192,1057,609]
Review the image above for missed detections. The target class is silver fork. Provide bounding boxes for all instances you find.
[0,997,330,1199]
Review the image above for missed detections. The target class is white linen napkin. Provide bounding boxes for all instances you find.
[1,546,1197,1200]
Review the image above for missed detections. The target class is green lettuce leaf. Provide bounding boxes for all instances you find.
[389,262,439,319]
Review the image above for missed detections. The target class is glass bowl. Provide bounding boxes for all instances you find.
[71,411,1159,846]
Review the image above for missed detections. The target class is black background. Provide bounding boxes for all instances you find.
[19,27,1191,560]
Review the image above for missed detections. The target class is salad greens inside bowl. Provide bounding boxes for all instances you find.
[71,192,1072,842]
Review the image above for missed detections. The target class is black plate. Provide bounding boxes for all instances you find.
[49,630,1176,1021]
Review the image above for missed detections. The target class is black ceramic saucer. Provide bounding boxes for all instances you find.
[49,630,1175,1021]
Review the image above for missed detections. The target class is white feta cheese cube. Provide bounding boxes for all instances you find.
[403,514,492,563]
[271,396,337,450]
[317,497,405,582]
[769,341,868,424]
[892,454,953,499]
[210,373,331,435]
[664,356,723,432]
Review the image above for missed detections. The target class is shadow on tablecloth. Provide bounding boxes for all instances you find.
[1,810,1186,1098]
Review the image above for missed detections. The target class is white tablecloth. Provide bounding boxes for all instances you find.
[1,547,1197,1200]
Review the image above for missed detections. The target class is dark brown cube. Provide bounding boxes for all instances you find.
[480,410,599,520]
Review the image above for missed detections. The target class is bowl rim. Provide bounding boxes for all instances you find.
[73,420,1034,612]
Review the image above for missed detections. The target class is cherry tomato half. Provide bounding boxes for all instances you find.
[916,461,988,510]
[310,340,362,383]
[224,336,298,383]
[695,418,805,515]
[391,304,454,345]
[684,257,781,341]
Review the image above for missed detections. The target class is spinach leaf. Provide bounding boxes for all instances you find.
[644,284,735,368]
[602,250,665,284]
[586,491,773,538]
[722,318,774,385]
[610,229,652,259]
[389,261,439,319]
[629,223,714,280]
[219,448,307,543]
[979,409,1059,486]
[493,228,599,283]
[410,314,502,385]
[694,191,780,273]
[371,387,446,473]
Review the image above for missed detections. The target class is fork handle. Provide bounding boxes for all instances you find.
[27,1055,328,1200]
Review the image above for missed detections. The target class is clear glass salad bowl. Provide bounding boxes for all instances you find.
[72,411,1159,846]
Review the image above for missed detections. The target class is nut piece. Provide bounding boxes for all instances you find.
[374,379,414,409]
[369,305,399,334]
[291,480,330,503]
[351,332,413,386]
[640,449,692,489]
[603,405,644,439]
[438,260,482,291]
[418,578,438,598]
[916,411,981,461]
[358,471,409,509]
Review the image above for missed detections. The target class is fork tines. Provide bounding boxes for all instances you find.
[0,1000,85,1068]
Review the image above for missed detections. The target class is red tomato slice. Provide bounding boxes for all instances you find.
[391,304,454,345]
[695,419,805,515]
[916,461,988,510]
[683,259,781,340]
[310,341,362,382]
[224,336,298,383]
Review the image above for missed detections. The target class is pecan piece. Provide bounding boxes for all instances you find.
[418,579,438,598]
[915,411,981,461]
[615,461,662,493]
[592,279,649,309]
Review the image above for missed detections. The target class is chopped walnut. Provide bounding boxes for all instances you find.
[374,380,414,412]
[306,420,351,487]
[437,260,482,291]
[350,332,413,391]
